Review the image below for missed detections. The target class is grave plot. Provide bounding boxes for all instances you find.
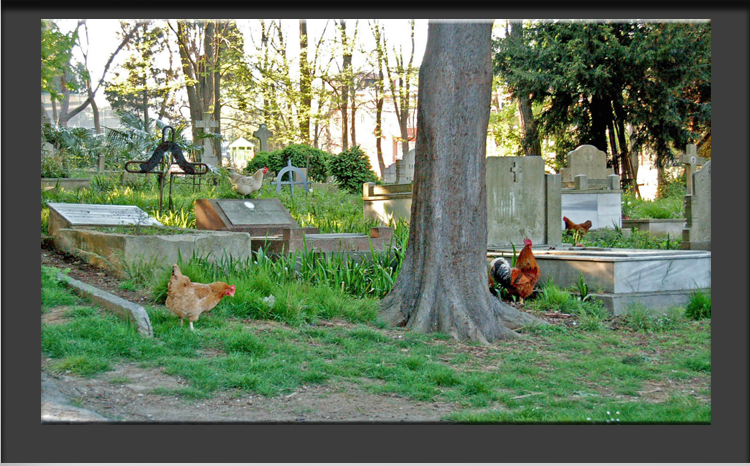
[363,155,564,248]
[47,202,253,277]
[559,145,623,231]
[488,245,711,315]
[195,198,395,256]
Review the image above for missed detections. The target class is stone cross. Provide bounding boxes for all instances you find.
[510,161,521,183]
[679,144,706,195]
[253,124,273,152]
[195,118,220,166]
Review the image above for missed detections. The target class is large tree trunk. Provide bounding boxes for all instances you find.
[379,21,544,343]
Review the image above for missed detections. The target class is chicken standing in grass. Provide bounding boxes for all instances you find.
[228,167,268,197]
[563,216,592,236]
[488,238,540,305]
[165,264,235,331]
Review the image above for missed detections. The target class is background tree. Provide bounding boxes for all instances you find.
[41,19,77,125]
[384,19,418,180]
[105,21,182,129]
[298,20,313,144]
[52,20,137,130]
[493,20,710,194]
[368,19,388,177]
[380,21,543,343]
[172,19,242,165]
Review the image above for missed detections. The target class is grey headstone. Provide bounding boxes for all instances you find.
[253,124,273,152]
[486,156,556,247]
[682,160,711,250]
[195,198,300,237]
[561,145,614,184]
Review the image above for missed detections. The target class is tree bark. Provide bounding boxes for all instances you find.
[379,21,545,343]
[370,20,387,177]
[339,20,351,151]
[299,20,312,144]
[509,21,541,156]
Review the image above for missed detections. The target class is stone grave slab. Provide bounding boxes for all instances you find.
[47,203,162,237]
[195,198,316,237]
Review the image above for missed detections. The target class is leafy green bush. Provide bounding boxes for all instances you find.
[247,144,332,182]
[685,290,711,320]
[41,154,70,178]
[245,151,274,175]
[328,145,378,193]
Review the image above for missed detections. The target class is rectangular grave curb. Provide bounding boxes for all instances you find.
[52,227,254,281]
[56,273,153,337]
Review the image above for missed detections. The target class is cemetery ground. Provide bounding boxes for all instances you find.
[40,172,710,423]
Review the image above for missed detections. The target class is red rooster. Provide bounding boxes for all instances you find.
[563,216,592,235]
[488,238,540,304]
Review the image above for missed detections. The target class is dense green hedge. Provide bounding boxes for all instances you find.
[245,144,333,182]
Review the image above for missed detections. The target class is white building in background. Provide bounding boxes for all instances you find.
[226,137,255,170]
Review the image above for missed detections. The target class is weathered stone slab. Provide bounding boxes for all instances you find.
[195,198,308,237]
[561,191,622,230]
[362,182,413,224]
[256,226,394,255]
[47,203,162,237]
[623,218,686,238]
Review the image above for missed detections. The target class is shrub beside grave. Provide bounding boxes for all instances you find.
[246,144,332,182]
[329,146,378,194]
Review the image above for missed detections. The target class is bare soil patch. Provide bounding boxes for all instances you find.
[41,245,462,422]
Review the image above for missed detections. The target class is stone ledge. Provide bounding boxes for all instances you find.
[56,273,154,337]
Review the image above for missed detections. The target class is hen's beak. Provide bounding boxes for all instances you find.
[228,285,236,297]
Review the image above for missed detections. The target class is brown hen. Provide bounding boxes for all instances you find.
[165,264,235,331]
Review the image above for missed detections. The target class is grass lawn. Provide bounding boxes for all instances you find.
[41,263,711,423]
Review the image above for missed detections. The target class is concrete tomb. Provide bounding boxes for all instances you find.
[47,202,253,276]
[488,245,711,315]
[381,148,415,185]
[195,198,309,237]
[196,198,394,255]
[560,145,622,231]
[362,182,413,225]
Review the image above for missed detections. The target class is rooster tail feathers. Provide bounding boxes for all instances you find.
[489,257,512,287]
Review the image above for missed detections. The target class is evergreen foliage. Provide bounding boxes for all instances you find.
[328,145,378,193]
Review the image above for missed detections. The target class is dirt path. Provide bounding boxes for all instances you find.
[41,246,459,423]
